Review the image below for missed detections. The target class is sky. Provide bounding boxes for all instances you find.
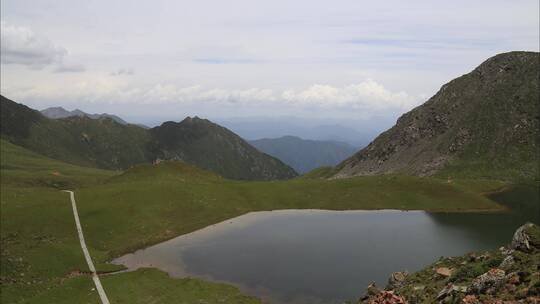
[1,0,539,127]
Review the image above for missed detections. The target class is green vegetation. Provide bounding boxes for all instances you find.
[0,140,258,303]
[0,95,297,180]
[149,117,297,180]
[70,163,505,261]
[2,52,538,304]
[335,52,539,181]
[300,166,337,179]
[0,139,116,188]
[357,224,540,303]
[26,268,259,304]
[0,139,117,302]
[1,139,513,303]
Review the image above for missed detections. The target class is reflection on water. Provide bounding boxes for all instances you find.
[113,186,539,304]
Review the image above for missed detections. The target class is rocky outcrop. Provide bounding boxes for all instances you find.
[387,271,408,290]
[511,222,539,251]
[334,52,540,180]
[469,268,506,294]
[357,223,540,303]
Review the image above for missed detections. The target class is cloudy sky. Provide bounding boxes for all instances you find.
[1,0,538,126]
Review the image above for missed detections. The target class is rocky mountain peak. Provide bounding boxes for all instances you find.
[333,51,539,180]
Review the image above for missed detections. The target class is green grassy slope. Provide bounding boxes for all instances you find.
[26,269,259,304]
[1,95,153,170]
[0,139,117,188]
[0,141,259,303]
[1,139,117,302]
[72,162,506,259]
[335,52,539,181]
[149,117,298,180]
[0,141,509,303]
[1,95,297,181]
[26,116,151,169]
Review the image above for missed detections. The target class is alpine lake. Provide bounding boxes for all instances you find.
[113,185,539,304]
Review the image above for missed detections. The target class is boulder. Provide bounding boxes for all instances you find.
[436,283,468,302]
[435,267,453,277]
[469,268,506,294]
[511,223,536,251]
[461,295,479,304]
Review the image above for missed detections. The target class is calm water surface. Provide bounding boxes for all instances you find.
[114,186,539,304]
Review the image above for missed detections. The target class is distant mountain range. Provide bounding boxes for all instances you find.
[249,136,357,174]
[333,51,539,181]
[41,106,128,125]
[218,118,379,148]
[1,96,297,180]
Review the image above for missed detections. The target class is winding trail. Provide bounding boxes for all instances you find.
[62,190,111,304]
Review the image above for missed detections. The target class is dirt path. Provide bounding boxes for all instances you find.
[63,190,111,304]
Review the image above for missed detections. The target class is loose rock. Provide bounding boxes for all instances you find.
[366,291,407,304]
[436,267,453,277]
[461,295,479,304]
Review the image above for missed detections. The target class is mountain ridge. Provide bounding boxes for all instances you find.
[1,95,297,180]
[41,106,128,125]
[148,117,298,180]
[333,51,540,181]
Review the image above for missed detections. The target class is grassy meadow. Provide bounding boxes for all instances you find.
[0,139,519,303]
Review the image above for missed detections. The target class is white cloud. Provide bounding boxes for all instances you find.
[281,80,415,110]
[0,22,67,67]
[54,63,86,73]
[2,77,423,118]
[110,68,135,76]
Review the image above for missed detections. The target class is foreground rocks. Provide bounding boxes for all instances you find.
[357,223,540,304]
